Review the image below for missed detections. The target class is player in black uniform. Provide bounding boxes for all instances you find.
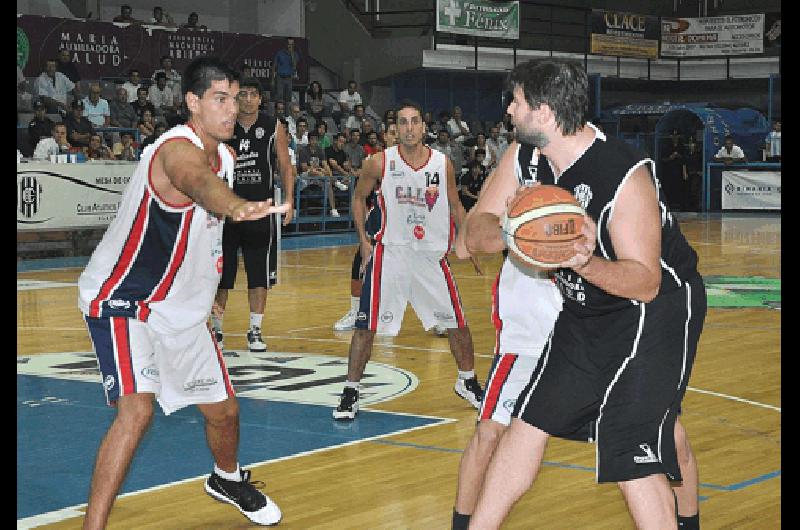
[463,59,705,529]
[211,77,294,352]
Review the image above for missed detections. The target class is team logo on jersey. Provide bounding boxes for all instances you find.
[239,139,251,152]
[255,127,265,139]
[413,225,425,239]
[103,375,115,391]
[423,172,441,212]
[390,160,396,171]
[573,183,593,210]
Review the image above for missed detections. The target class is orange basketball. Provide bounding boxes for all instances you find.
[502,185,586,268]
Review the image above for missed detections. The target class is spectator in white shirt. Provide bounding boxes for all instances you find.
[337,80,362,130]
[764,121,781,162]
[82,83,111,128]
[121,69,142,103]
[293,118,309,147]
[345,104,369,133]
[33,123,70,160]
[447,106,472,145]
[148,72,176,126]
[713,135,747,165]
[151,56,182,106]
[35,58,76,114]
[486,125,509,161]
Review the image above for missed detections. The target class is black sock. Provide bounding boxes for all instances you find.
[452,509,471,530]
[678,513,699,529]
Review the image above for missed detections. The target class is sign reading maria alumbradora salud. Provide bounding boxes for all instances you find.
[661,14,764,57]
[590,10,660,59]
[436,0,520,40]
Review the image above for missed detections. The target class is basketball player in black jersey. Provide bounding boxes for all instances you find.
[461,60,705,529]
[211,77,294,352]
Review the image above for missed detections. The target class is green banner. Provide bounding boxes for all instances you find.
[703,276,780,309]
[437,0,520,40]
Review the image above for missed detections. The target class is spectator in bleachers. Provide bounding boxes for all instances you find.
[272,37,300,105]
[121,69,142,103]
[345,104,368,133]
[27,100,55,153]
[423,111,438,144]
[336,80,362,129]
[82,83,110,128]
[274,100,287,121]
[305,81,327,125]
[109,86,138,129]
[181,12,207,30]
[149,6,176,27]
[131,86,157,120]
[661,129,685,210]
[362,130,380,157]
[112,131,138,161]
[431,128,464,176]
[33,122,70,160]
[316,120,332,150]
[447,106,473,146]
[379,117,396,147]
[360,119,376,146]
[152,56,182,107]
[56,49,81,85]
[137,108,157,144]
[713,134,747,165]
[148,72,176,126]
[459,158,487,211]
[343,129,365,177]
[470,132,497,170]
[17,65,33,112]
[86,132,115,160]
[293,117,309,147]
[326,132,352,196]
[260,88,275,117]
[113,4,141,25]
[486,124,509,161]
[139,122,167,151]
[286,102,302,137]
[498,113,513,139]
[36,58,76,115]
[764,120,781,162]
[64,99,93,149]
[380,109,396,134]
[297,131,338,216]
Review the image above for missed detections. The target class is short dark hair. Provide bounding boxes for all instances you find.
[724,134,734,141]
[297,117,308,126]
[508,59,588,135]
[239,76,262,92]
[335,132,346,141]
[308,131,319,139]
[154,72,167,81]
[396,99,423,120]
[182,56,238,99]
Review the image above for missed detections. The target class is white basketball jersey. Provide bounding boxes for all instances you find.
[376,145,451,253]
[78,124,235,335]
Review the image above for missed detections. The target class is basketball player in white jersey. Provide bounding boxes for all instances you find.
[77,57,288,528]
[333,100,484,420]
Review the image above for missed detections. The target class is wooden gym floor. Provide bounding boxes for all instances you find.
[17,212,780,529]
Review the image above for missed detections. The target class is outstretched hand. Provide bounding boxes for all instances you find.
[229,199,291,222]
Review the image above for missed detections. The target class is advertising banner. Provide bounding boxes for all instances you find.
[17,162,134,230]
[590,10,660,59]
[436,0,520,40]
[16,15,308,86]
[721,170,780,210]
[661,14,764,57]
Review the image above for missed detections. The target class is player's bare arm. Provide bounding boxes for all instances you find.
[457,141,522,258]
[560,164,662,302]
[353,152,382,263]
[274,118,295,225]
[154,140,284,222]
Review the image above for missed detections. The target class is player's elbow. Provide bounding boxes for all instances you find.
[638,275,661,303]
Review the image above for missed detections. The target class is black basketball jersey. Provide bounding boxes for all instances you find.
[516,124,699,316]
[225,113,278,201]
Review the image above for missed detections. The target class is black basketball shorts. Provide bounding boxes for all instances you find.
[218,216,277,290]
[513,273,706,483]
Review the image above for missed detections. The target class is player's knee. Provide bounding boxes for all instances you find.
[474,421,505,452]
[203,397,240,427]
[116,394,154,431]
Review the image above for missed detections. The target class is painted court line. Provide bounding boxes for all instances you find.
[686,386,781,412]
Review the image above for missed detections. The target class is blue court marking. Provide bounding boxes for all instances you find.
[17,375,442,519]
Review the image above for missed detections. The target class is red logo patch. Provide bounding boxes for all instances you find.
[413,225,425,240]
[216,256,224,273]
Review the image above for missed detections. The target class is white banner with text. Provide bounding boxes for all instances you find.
[721,170,780,210]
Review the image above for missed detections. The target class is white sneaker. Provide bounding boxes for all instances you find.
[247,327,267,352]
[334,180,348,191]
[433,325,448,337]
[332,387,359,420]
[205,469,282,525]
[454,376,484,409]
[334,310,357,331]
[330,208,341,217]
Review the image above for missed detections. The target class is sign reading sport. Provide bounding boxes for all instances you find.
[437,0,520,40]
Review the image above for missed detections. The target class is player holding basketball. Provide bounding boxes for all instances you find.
[459,59,705,529]
[77,57,286,528]
[332,100,484,419]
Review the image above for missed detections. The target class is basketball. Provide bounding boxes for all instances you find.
[501,184,586,268]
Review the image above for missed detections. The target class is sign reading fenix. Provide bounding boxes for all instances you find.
[437,0,520,40]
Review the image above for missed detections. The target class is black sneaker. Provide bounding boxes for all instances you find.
[204,468,282,525]
[454,376,484,409]
[247,327,267,352]
[332,387,359,420]
[213,329,224,351]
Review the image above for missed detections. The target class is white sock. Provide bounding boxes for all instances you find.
[211,313,223,332]
[214,463,241,481]
[458,370,475,380]
[344,381,359,390]
[249,313,262,330]
[350,296,360,312]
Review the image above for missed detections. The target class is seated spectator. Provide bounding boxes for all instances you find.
[137,109,157,143]
[112,131,139,161]
[139,123,168,151]
[764,120,781,162]
[86,133,116,160]
[121,69,142,103]
[181,12,207,30]
[360,120,376,146]
[297,131,338,216]
[35,58,76,115]
[423,111,438,144]
[17,65,33,112]
[363,130,380,157]
[109,86,138,129]
[82,83,111,128]
[64,99,94,149]
[148,72,176,126]
[33,122,70,160]
[447,105,473,146]
[379,117,396,147]
[430,128,464,175]
[149,6,176,27]
[469,132,497,169]
[336,80,362,129]
[113,4,141,24]
[56,49,81,85]
[152,56,182,107]
[486,125,509,161]
[27,100,55,154]
[305,81,327,124]
[713,134,747,165]
[274,100,287,120]
[316,120,332,150]
[345,104,369,133]
[459,159,487,211]
[293,117,309,147]
[326,132,352,194]
[498,114,513,139]
[343,129,365,177]
[286,102,303,137]
[131,87,156,120]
